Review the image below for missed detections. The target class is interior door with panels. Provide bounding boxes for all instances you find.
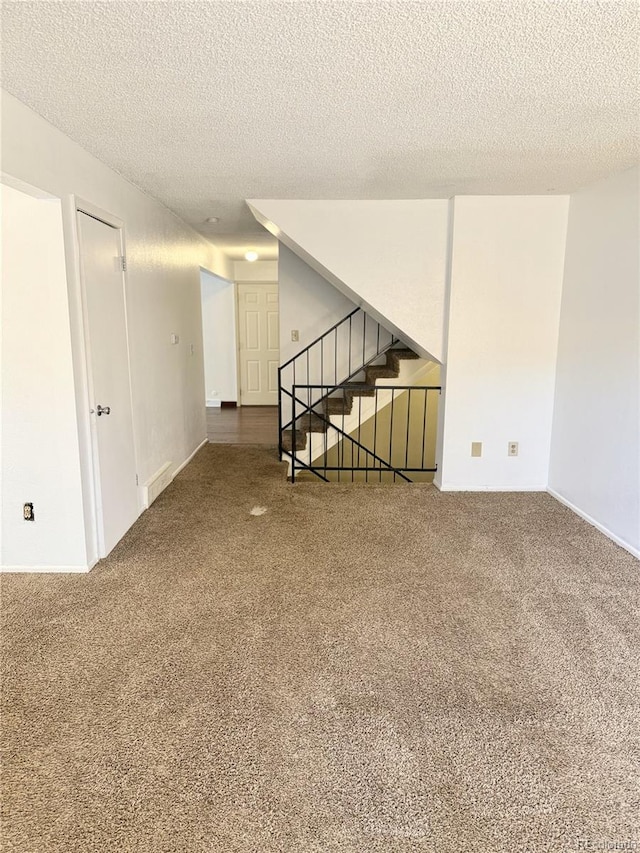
[237,283,279,405]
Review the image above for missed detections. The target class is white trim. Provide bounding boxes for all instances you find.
[235,281,242,405]
[142,461,173,509]
[73,205,106,556]
[62,196,99,566]
[75,197,124,230]
[206,399,222,407]
[1,172,57,199]
[73,199,140,557]
[547,488,640,560]
[236,281,279,406]
[199,265,233,286]
[173,437,208,477]
[139,439,207,509]
[1,565,91,574]
[435,483,548,492]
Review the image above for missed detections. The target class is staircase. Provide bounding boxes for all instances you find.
[278,307,441,482]
[281,348,419,453]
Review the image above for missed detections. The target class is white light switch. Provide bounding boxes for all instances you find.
[171,333,179,345]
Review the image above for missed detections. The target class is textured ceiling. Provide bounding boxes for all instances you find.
[2,1,638,256]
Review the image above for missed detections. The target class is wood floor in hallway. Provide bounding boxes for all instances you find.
[206,405,279,445]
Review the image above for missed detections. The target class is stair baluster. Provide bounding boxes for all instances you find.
[278,307,441,483]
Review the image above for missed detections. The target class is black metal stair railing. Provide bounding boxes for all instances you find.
[278,307,398,461]
[289,384,412,483]
[278,306,440,483]
[289,384,441,483]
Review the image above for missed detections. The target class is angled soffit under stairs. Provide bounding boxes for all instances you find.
[247,199,449,362]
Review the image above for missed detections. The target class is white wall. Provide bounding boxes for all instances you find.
[279,245,361,427]
[1,90,232,570]
[437,196,569,490]
[279,245,356,368]
[234,260,278,282]
[249,199,449,361]
[1,184,88,570]
[200,270,237,404]
[279,244,396,388]
[200,263,278,407]
[549,166,640,556]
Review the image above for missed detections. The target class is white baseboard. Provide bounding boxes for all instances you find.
[206,399,221,407]
[547,488,640,560]
[173,437,208,477]
[435,483,547,492]
[142,461,173,508]
[0,564,90,574]
[140,439,207,510]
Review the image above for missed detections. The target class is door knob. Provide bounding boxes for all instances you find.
[96,405,111,416]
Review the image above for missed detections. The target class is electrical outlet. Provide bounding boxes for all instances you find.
[508,441,519,457]
[471,442,482,457]
[291,330,299,342]
[23,502,34,521]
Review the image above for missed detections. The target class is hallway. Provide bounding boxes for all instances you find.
[206,405,278,445]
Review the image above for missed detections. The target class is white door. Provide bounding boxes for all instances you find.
[237,283,279,405]
[77,211,139,557]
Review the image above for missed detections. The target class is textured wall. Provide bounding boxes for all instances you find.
[549,166,640,556]
[201,271,238,405]
[1,185,88,570]
[1,91,231,569]
[278,246,356,373]
[234,260,278,282]
[437,196,569,491]
[250,199,449,361]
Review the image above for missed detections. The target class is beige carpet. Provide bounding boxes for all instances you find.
[1,444,639,852]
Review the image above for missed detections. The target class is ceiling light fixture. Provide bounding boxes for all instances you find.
[245,250,259,262]
[205,216,220,224]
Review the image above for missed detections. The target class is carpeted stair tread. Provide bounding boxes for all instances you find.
[365,365,399,382]
[285,347,421,454]
[323,396,351,415]
[295,412,328,433]
[386,348,420,370]
[344,382,376,398]
[281,429,307,452]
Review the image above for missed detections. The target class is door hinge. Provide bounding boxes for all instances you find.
[120,256,127,272]
[135,474,139,485]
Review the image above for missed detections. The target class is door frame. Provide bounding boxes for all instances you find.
[72,196,140,559]
[235,280,280,407]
